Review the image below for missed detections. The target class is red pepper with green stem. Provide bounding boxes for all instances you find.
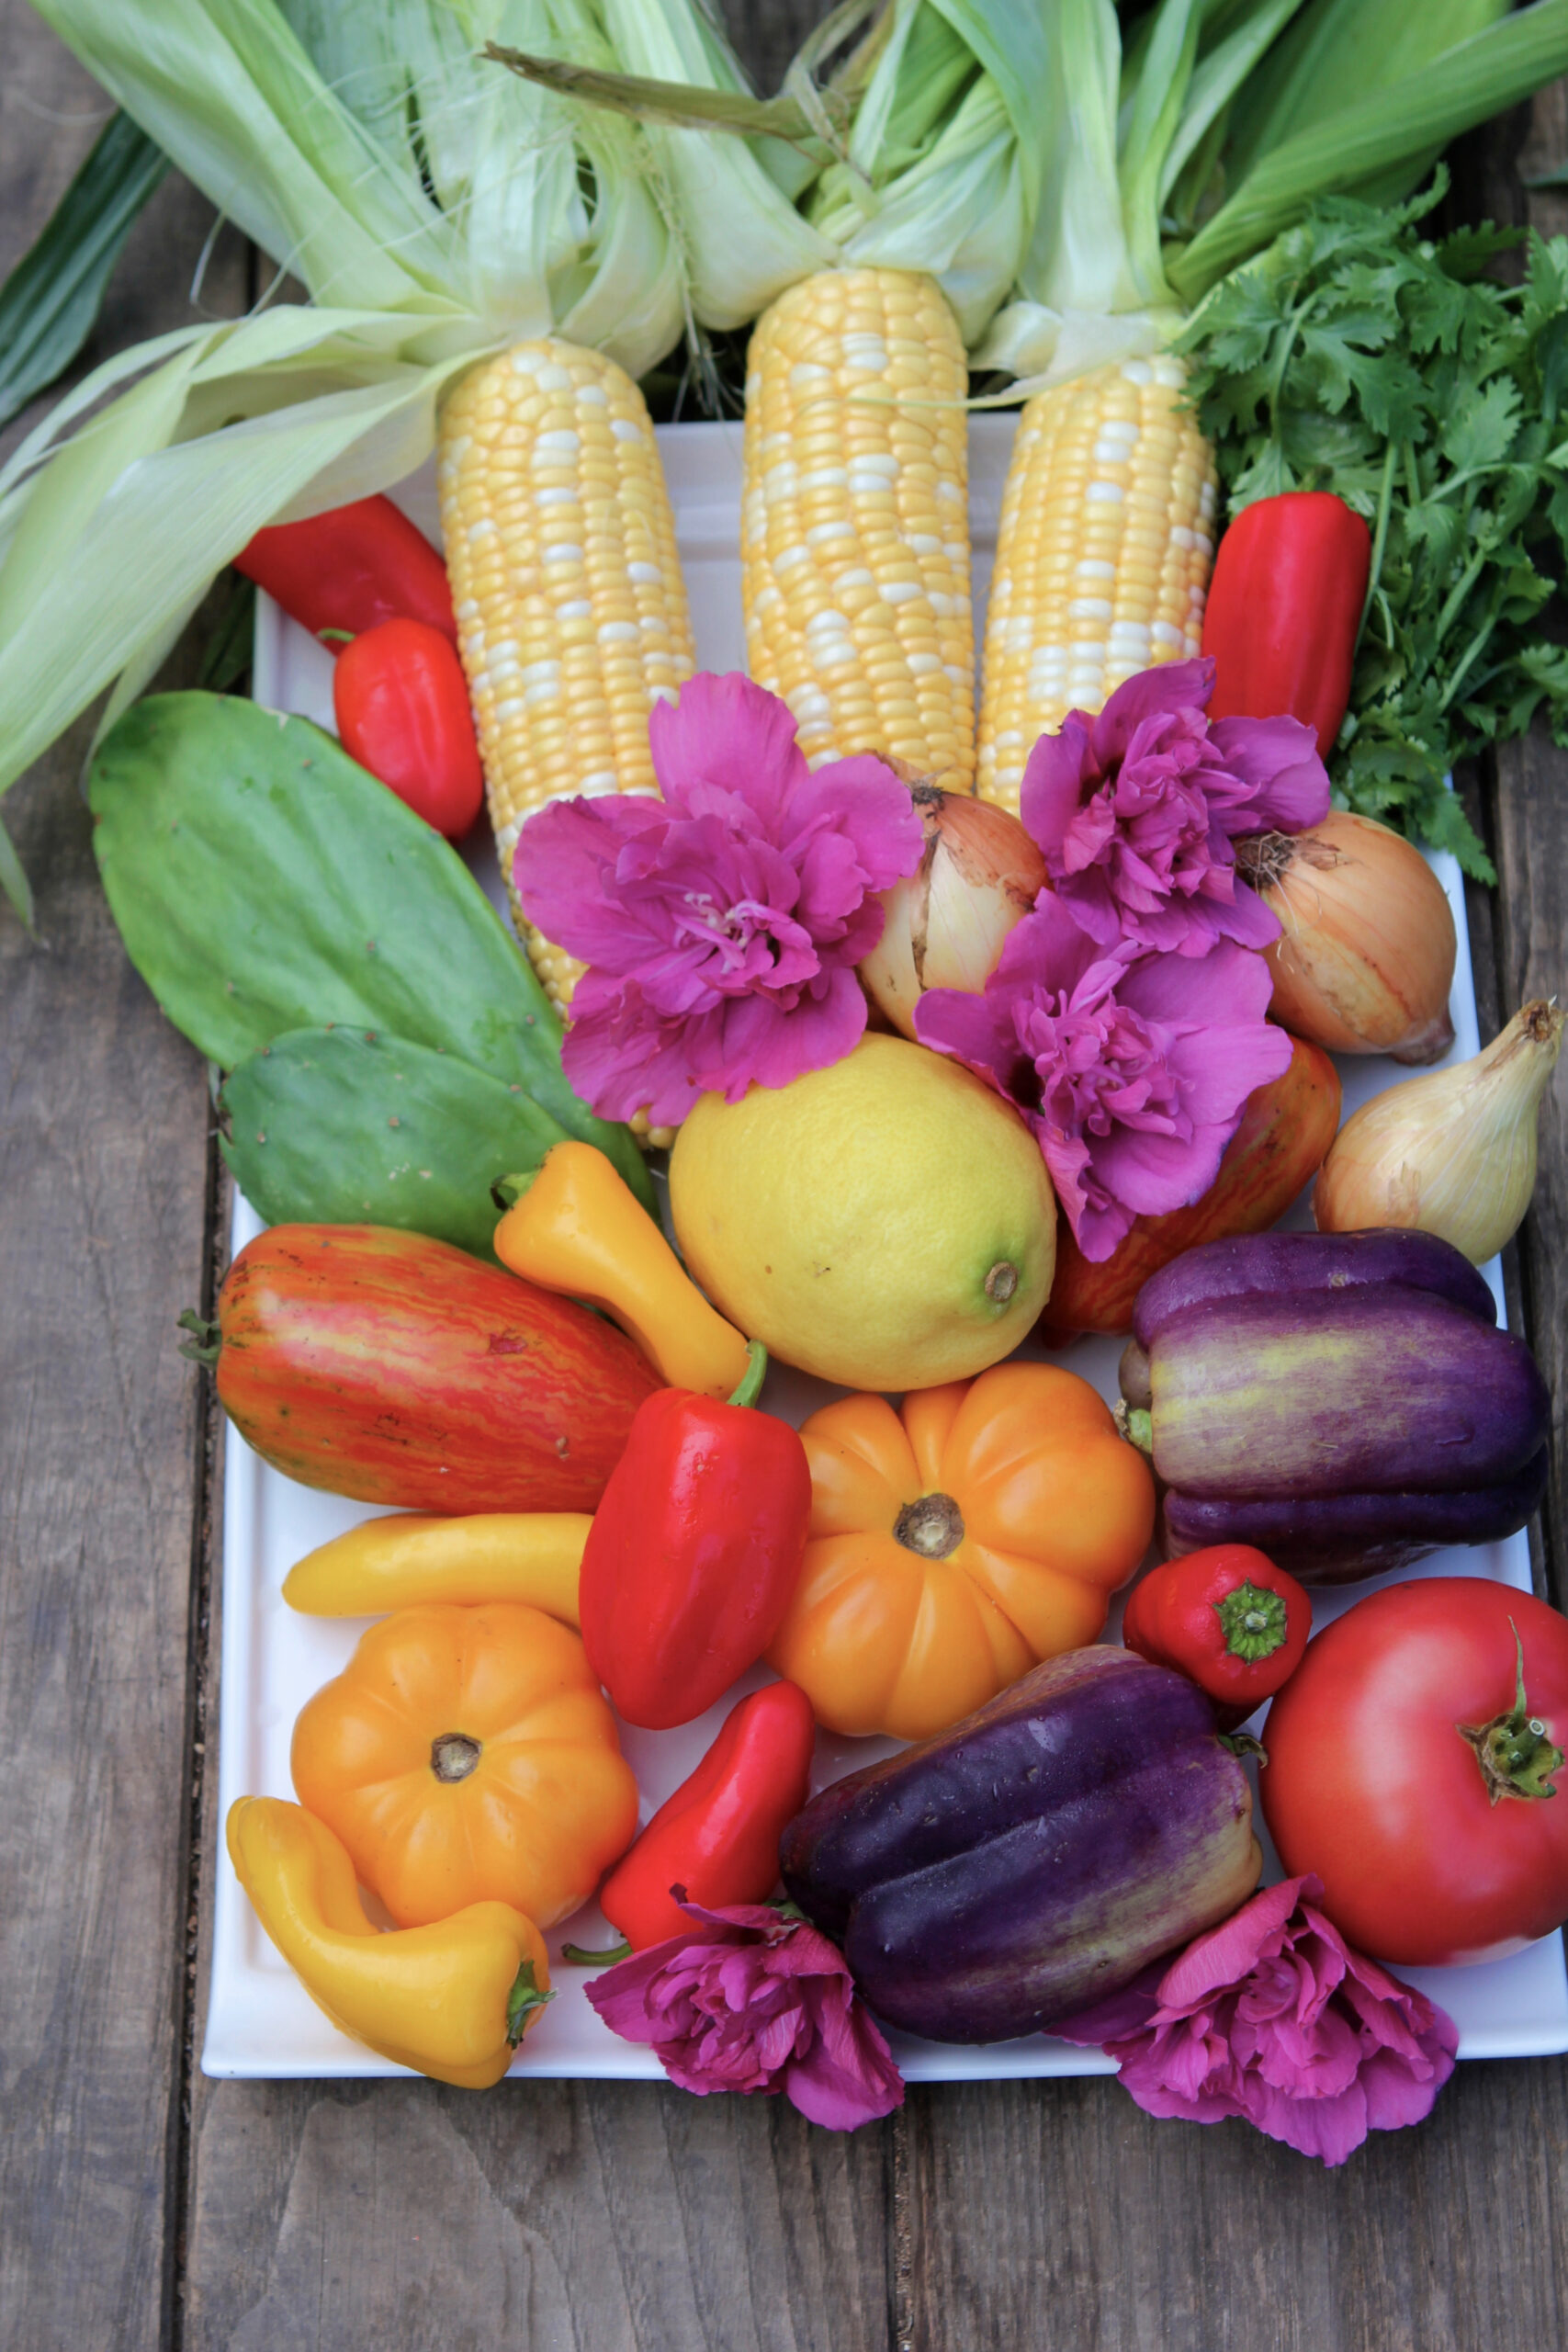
[568,1680,818,1960]
[579,1345,812,1730]
[235,493,457,650]
[1122,1544,1311,1731]
[1201,491,1371,756]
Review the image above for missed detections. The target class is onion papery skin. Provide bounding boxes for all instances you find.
[1314,999,1566,1262]
[1243,812,1456,1063]
[1041,1034,1340,1340]
[860,785,1046,1040]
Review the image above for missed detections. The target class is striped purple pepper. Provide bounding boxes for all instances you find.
[1120,1229,1549,1583]
[779,1648,1260,2044]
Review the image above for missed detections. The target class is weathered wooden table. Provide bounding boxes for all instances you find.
[6,6,1568,2344]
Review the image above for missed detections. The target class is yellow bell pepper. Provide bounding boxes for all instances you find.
[283,1511,591,1624]
[226,1797,551,2089]
[493,1139,750,1397]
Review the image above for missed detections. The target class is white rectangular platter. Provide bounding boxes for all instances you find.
[203,418,1568,2082]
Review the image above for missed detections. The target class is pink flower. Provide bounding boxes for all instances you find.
[1053,1875,1459,2166]
[585,1896,905,2131]
[914,894,1292,1261]
[1022,660,1329,959]
[513,673,923,1125]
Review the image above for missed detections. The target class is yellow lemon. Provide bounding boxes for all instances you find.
[668,1035,1056,1390]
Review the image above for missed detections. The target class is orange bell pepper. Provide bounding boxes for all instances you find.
[291,1601,638,1928]
[767,1363,1155,1739]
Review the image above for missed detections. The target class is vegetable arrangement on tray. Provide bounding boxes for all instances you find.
[11,0,1568,2165]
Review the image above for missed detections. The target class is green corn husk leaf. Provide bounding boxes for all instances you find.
[221,1027,571,1258]
[1220,0,1510,190]
[1171,0,1568,301]
[0,109,167,433]
[87,692,655,1208]
[34,0,465,314]
[595,0,834,330]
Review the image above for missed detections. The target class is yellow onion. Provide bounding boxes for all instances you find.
[860,784,1046,1040]
[1237,812,1456,1063]
[1314,999,1566,1261]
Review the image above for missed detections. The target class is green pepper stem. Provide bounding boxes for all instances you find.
[1213,1581,1290,1663]
[176,1307,220,1367]
[491,1165,544,1214]
[1458,1622,1563,1805]
[560,1939,633,1967]
[505,1958,556,2044]
[727,1339,769,1409]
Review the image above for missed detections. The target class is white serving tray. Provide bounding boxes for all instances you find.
[203,420,1568,2083]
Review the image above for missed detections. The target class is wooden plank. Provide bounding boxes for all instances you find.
[0,10,249,2346]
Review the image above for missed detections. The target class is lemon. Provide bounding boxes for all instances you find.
[668,1035,1056,1390]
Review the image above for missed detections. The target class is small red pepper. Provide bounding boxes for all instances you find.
[1121,1544,1311,1731]
[333,617,485,842]
[1201,491,1371,756]
[579,1347,812,1730]
[235,493,457,650]
[583,1681,817,1953]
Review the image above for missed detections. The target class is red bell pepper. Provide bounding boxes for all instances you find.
[581,1681,817,1954]
[1201,491,1371,756]
[333,616,484,842]
[1121,1544,1311,1731]
[579,1349,812,1730]
[235,493,457,650]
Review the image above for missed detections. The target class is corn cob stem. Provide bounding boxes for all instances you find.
[742,267,975,793]
[978,356,1217,814]
[437,339,695,1015]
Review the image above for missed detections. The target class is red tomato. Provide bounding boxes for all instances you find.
[333,616,483,841]
[1260,1577,1568,1966]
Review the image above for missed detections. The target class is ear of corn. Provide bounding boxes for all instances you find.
[436,338,696,1016]
[741,266,976,793]
[977,356,1217,813]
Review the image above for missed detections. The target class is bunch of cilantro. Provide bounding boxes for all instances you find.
[1179,176,1568,880]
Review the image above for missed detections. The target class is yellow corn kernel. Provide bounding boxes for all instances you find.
[436,340,696,1015]
[977,356,1217,814]
[742,268,975,791]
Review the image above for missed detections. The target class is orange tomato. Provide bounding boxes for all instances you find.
[291,1602,638,1928]
[767,1363,1155,1739]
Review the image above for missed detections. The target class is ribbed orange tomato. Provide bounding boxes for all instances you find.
[291,1602,637,1928]
[767,1363,1155,1739]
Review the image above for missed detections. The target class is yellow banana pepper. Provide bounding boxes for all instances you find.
[283,1511,591,1623]
[226,1796,552,2089]
[493,1139,750,1397]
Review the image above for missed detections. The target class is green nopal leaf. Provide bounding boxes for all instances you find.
[220,1028,571,1260]
[0,111,167,433]
[87,692,654,1211]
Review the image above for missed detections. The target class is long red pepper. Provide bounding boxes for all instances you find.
[579,1681,818,1955]
[1201,490,1371,755]
[235,493,457,650]
[579,1346,812,1730]
[1121,1544,1311,1731]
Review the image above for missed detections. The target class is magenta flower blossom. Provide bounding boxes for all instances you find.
[1052,1875,1458,2167]
[585,1896,905,2132]
[1022,659,1329,959]
[914,894,1292,1260]
[513,673,923,1125]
